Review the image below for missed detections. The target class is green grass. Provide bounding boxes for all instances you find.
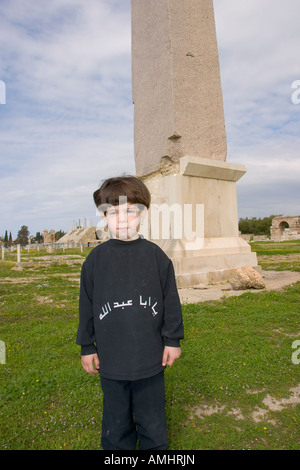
[167,288,300,450]
[0,242,299,450]
[250,239,300,272]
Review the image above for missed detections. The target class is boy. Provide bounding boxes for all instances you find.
[76,175,184,450]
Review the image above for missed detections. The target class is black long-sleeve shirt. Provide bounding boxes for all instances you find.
[76,237,184,380]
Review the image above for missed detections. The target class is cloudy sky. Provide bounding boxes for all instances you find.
[0,0,299,239]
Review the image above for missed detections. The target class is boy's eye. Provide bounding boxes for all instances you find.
[128,208,139,215]
[107,210,117,216]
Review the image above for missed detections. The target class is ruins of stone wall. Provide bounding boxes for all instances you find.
[270,216,300,241]
[43,229,55,244]
[56,226,100,244]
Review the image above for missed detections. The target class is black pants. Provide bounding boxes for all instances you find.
[100,371,168,450]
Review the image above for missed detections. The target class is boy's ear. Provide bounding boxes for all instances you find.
[97,203,111,225]
[99,212,107,225]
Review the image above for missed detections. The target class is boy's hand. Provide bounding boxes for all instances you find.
[162,346,181,367]
[81,353,100,375]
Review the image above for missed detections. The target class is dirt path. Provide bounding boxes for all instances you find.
[178,270,300,304]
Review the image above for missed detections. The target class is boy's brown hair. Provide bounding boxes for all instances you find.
[93,175,151,213]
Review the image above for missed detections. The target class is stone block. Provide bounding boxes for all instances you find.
[229,265,265,291]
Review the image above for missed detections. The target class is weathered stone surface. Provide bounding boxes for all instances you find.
[229,265,265,291]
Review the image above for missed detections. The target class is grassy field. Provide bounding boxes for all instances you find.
[0,241,299,450]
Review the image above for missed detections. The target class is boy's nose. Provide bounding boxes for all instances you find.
[118,208,128,223]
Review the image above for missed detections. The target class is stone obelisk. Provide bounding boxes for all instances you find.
[131,0,258,286]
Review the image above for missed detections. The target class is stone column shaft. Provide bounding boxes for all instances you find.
[132,0,227,176]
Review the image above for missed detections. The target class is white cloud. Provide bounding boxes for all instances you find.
[214,0,300,217]
[0,0,300,238]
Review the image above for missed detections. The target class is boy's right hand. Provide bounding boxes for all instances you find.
[81,353,100,375]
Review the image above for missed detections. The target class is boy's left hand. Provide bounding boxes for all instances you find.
[162,346,181,367]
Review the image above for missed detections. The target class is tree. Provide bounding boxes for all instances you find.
[55,230,66,241]
[3,230,13,246]
[15,225,30,245]
[33,232,43,244]
[239,215,276,236]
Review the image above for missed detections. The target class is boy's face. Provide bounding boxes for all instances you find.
[104,202,145,241]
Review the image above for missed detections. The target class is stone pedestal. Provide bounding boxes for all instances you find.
[140,157,258,286]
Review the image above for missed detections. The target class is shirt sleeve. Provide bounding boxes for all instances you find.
[76,262,97,355]
[159,255,184,347]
